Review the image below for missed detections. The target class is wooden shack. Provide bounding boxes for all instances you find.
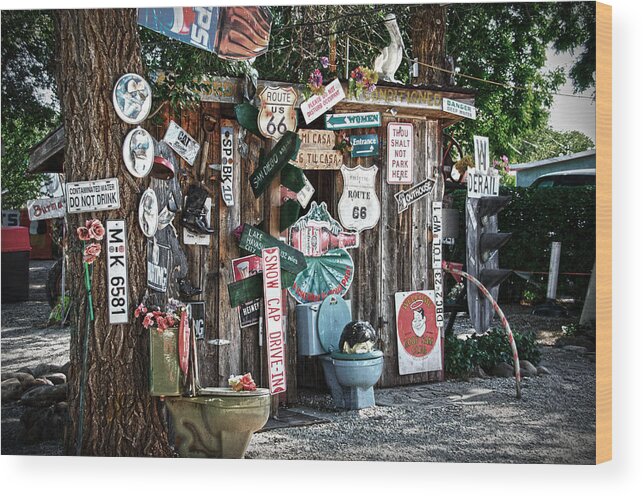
[29,76,475,403]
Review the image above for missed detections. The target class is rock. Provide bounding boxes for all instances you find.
[520,360,538,377]
[32,377,54,387]
[537,365,551,375]
[563,345,588,354]
[3,372,36,389]
[20,404,66,444]
[555,336,595,352]
[61,362,71,377]
[492,362,515,378]
[1,372,15,381]
[20,383,67,407]
[33,363,63,378]
[43,373,67,385]
[2,378,23,402]
[17,366,34,376]
[471,365,488,379]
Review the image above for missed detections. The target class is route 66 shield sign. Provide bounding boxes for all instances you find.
[338,164,381,232]
[257,86,298,141]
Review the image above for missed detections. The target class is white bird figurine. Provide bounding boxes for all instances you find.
[373,13,405,84]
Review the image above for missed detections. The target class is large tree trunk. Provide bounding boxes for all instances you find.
[54,9,172,456]
[409,4,448,86]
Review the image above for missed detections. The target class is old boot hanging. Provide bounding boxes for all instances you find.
[178,278,202,297]
[181,185,214,235]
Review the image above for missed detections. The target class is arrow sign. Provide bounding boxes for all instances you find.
[239,224,307,275]
[249,131,300,198]
[350,134,379,158]
[325,112,381,130]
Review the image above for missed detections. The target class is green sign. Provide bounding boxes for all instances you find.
[350,134,379,158]
[234,103,262,138]
[228,271,296,308]
[325,112,381,130]
[249,131,300,197]
[239,224,306,274]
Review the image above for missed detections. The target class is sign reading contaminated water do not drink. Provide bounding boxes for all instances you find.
[262,247,286,395]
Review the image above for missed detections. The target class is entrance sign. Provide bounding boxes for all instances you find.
[338,165,381,232]
[395,291,442,375]
[474,135,490,173]
[147,240,170,293]
[250,131,301,197]
[106,220,128,325]
[220,126,235,206]
[300,78,345,124]
[189,302,206,340]
[262,247,287,394]
[239,224,307,275]
[232,255,262,328]
[442,97,477,120]
[66,178,120,214]
[387,122,414,184]
[325,111,381,130]
[431,202,444,330]
[164,120,200,166]
[293,149,343,170]
[27,197,66,221]
[258,86,298,141]
[394,177,436,213]
[350,134,379,158]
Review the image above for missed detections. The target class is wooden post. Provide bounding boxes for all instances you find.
[546,241,562,301]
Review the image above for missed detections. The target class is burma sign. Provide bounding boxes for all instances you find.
[106,220,128,325]
[258,86,298,141]
[395,291,442,375]
[250,131,301,197]
[467,135,499,198]
[442,97,477,120]
[394,178,436,213]
[239,224,307,275]
[27,197,66,221]
[431,202,444,330]
[221,126,234,206]
[350,134,379,158]
[300,78,345,124]
[338,165,380,232]
[164,120,200,166]
[66,178,120,214]
[262,247,287,395]
[232,255,262,328]
[325,112,381,130]
[387,122,414,184]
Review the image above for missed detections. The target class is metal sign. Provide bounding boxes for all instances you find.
[431,202,444,330]
[138,188,159,238]
[106,220,128,325]
[394,178,436,213]
[338,165,381,232]
[298,129,335,148]
[66,178,120,214]
[258,86,298,141]
[232,255,262,328]
[220,126,234,206]
[293,149,343,170]
[395,291,442,375]
[147,240,170,293]
[183,197,211,245]
[300,78,345,124]
[239,224,307,275]
[467,172,499,198]
[325,112,381,130]
[249,131,300,197]
[350,134,379,158]
[2,210,20,227]
[473,135,490,173]
[123,127,154,178]
[27,197,66,221]
[262,247,287,395]
[189,302,206,340]
[442,97,477,120]
[387,122,414,184]
[112,73,152,125]
[164,120,200,166]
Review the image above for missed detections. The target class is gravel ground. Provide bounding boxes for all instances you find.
[2,261,596,463]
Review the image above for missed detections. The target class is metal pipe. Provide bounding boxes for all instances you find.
[546,241,562,300]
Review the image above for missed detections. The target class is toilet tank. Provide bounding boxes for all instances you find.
[296,300,351,356]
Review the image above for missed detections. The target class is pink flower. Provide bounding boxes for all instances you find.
[156,316,168,332]
[166,315,175,327]
[87,219,105,241]
[77,227,91,241]
[134,303,147,318]
[320,56,329,69]
[142,312,154,329]
[83,242,102,264]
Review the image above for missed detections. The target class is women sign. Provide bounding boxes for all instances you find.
[395,291,441,375]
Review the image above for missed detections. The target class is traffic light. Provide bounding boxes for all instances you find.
[465,195,513,333]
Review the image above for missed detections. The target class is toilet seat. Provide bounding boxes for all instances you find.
[331,350,384,361]
[317,295,352,354]
[197,386,269,397]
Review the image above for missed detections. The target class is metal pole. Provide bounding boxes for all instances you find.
[345,36,350,80]
[61,220,66,327]
[546,241,561,301]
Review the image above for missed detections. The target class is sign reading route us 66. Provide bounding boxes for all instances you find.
[258,86,298,141]
[338,164,381,233]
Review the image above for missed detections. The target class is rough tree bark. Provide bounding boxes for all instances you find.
[409,4,448,86]
[54,9,172,456]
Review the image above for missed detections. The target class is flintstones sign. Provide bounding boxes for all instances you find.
[257,85,298,141]
[338,165,381,232]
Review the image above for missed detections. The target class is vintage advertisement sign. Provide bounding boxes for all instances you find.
[232,255,262,328]
[395,291,442,375]
[293,149,343,170]
[431,202,444,330]
[183,198,211,245]
[249,131,301,197]
[106,220,128,325]
[239,224,307,275]
[189,302,206,340]
[147,240,171,293]
[220,126,235,206]
[300,78,345,124]
[164,120,200,166]
[258,86,298,141]
[350,134,379,158]
[66,178,120,214]
[27,197,66,221]
[325,111,381,130]
[442,97,477,120]
[262,247,287,395]
[394,178,436,213]
[338,165,381,232]
[387,122,414,184]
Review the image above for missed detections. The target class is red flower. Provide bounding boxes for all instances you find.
[77,227,91,241]
[156,316,168,332]
[134,303,147,318]
[239,373,257,391]
[83,242,102,264]
[87,219,105,241]
[142,312,154,329]
[166,315,175,327]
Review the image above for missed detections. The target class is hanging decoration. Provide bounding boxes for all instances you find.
[163,120,200,166]
[66,179,120,214]
[257,86,298,141]
[294,129,343,170]
[338,165,381,232]
[249,131,301,198]
[387,122,414,184]
[394,178,436,214]
[234,103,262,137]
[112,73,152,125]
[350,134,379,158]
[300,78,345,125]
[188,302,206,340]
[147,239,171,293]
[220,126,235,207]
[122,127,154,178]
[76,219,105,322]
[238,224,307,275]
[372,14,404,83]
[325,111,382,130]
[431,202,444,330]
[138,188,159,238]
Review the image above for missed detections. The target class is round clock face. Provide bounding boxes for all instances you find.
[113,73,152,125]
[123,127,154,178]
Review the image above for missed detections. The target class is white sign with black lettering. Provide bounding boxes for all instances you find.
[220,126,234,207]
[66,178,120,213]
[163,120,200,166]
[106,220,128,324]
[473,135,490,173]
[431,202,444,330]
[467,171,499,198]
[189,302,206,340]
[338,164,380,232]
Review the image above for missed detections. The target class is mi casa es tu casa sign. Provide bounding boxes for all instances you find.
[262,247,286,395]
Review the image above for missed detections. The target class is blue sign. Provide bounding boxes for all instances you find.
[325,112,381,130]
[350,134,379,158]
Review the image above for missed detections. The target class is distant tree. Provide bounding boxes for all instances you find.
[510,127,595,163]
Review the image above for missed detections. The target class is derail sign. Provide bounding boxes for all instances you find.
[262,247,286,395]
[66,178,120,214]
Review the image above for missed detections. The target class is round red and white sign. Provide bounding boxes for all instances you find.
[396,291,438,358]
